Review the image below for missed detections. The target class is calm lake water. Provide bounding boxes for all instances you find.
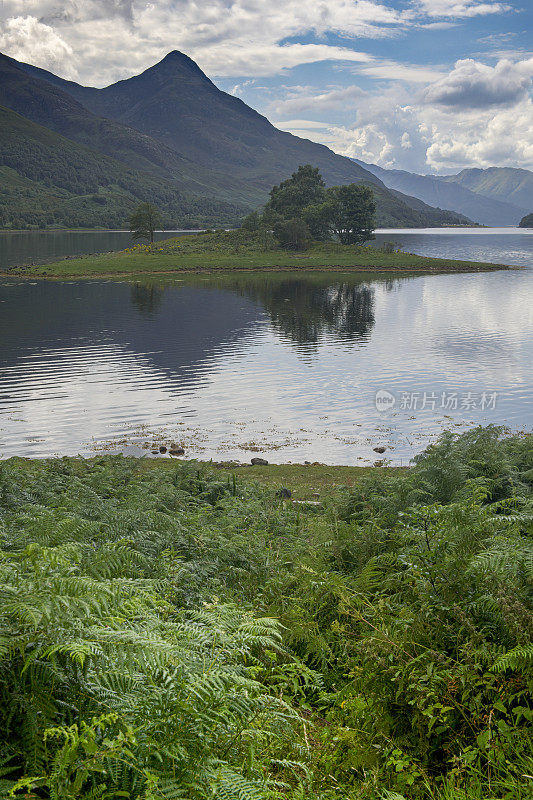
[373,227,533,268]
[0,230,199,271]
[0,246,532,463]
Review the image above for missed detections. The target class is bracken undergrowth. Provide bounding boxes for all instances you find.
[0,425,531,799]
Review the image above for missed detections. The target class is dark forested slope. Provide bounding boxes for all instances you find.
[1,51,472,228]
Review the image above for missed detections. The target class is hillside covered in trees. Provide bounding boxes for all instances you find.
[0,107,244,230]
[0,51,472,230]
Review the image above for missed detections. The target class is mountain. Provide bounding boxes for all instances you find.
[365,183,470,227]
[1,50,472,229]
[352,160,527,226]
[441,168,533,214]
[0,53,254,205]
[13,52,383,193]
[0,106,244,229]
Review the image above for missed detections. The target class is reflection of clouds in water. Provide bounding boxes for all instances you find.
[429,336,522,373]
[379,273,530,337]
[424,273,532,386]
[420,273,531,332]
[0,344,200,457]
[0,268,531,463]
[375,271,532,386]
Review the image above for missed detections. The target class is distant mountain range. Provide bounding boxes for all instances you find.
[352,160,531,226]
[0,50,474,230]
[442,168,532,215]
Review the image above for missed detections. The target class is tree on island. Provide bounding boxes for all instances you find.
[129,202,161,243]
[272,217,312,251]
[519,212,533,228]
[254,165,376,249]
[265,165,326,221]
[322,184,376,245]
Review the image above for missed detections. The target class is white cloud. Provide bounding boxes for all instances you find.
[358,61,444,82]
[0,15,76,77]
[1,0,134,23]
[271,84,365,116]
[424,57,533,108]
[414,0,511,19]
[425,98,533,170]
[230,79,255,96]
[299,56,533,172]
[419,21,458,28]
[272,118,337,143]
[477,31,517,47]
[273,119,331,129]
[195,44,372,79]
[269,62,445,122]
[325,93,432,170]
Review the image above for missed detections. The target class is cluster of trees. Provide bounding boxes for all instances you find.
[0,193,245,231]
[243,164,376,249]
[0,426,531,799]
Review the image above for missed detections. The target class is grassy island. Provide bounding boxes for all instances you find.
[9,229,510,278]
[1,426,531,799]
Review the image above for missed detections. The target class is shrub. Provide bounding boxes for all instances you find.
[273,217,312,250]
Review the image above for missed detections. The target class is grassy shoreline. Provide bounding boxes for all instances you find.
[146,458,405,501]
[4,230,511,278]
[5,455,401,501]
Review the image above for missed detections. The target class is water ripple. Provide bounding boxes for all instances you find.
[0,264,531,463]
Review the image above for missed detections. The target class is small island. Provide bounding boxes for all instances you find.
[519,212,533,228]
[11,229,510,278]
[8,166,511,278]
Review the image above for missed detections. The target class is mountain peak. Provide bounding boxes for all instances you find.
[146,50,212,82]
[161,50,192,61]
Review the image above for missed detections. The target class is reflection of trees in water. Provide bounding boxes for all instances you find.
[130,283,163,316]
[126,275,384,347]
[243,279,375,345]
[384,278,401,292]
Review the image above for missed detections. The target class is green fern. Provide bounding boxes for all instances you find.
[492,644,533,672]
[1,433,531,800]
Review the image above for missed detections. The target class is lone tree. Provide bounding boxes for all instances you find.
[129,202,161,243]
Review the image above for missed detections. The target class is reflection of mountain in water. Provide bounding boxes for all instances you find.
[0,281,266,393]
[0,276,379,405]
[235,279,375,346]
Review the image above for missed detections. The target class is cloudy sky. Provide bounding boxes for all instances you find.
[0,0,531,174]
